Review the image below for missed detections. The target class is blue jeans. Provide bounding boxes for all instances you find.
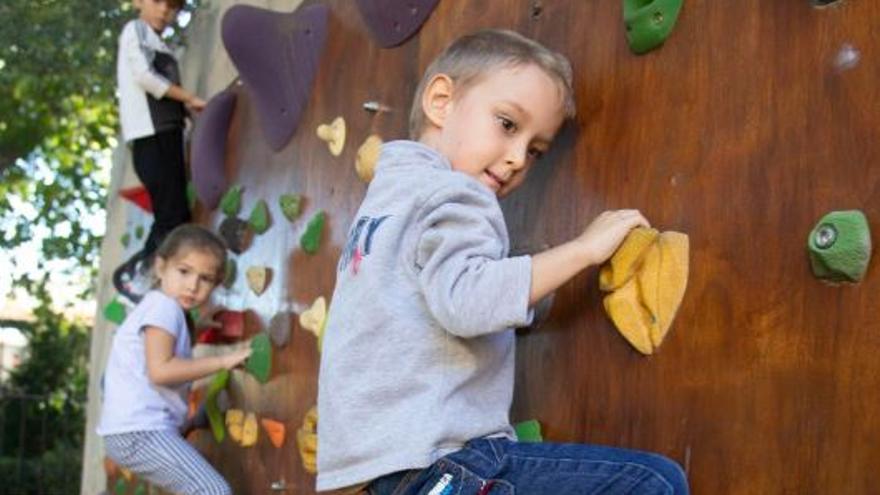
[367,438,688,495]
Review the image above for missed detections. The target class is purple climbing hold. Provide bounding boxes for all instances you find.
[191,88,238,210]
[222,4,329,151]
[355,0,440,48]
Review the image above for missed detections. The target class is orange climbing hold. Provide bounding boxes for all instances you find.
[261,418,286,448]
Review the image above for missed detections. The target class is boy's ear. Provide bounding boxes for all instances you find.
[421,74,455,129]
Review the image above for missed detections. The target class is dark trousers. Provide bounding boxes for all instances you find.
[131,128,191,260]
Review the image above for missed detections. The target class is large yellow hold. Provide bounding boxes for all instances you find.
[600,228,689,354]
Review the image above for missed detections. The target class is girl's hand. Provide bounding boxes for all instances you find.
[222,348,252,370]
[576,209,650,266]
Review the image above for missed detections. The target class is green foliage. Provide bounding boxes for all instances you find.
[0,1,199,300]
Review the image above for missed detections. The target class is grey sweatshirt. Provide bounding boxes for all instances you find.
[316,140,534,491]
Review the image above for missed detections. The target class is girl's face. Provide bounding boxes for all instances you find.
[154,248,221,310]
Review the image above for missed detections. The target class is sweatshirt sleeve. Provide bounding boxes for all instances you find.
[120,22,171,99]
[413,182,533,338]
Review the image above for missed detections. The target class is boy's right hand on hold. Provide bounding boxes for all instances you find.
[577,209,650,266]
[222,348,252,370]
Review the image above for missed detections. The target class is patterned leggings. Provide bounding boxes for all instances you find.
[104,430,231,495]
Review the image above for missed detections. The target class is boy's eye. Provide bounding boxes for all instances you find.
[496,115,517,133]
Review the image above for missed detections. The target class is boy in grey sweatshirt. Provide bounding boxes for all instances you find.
[317,30,689,494]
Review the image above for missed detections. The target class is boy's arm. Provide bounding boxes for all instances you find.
[529,209,650,305]
[143,327,250,386]
[120,23,205,110]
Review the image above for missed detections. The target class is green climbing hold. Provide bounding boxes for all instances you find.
[103,298,127,325]
[279,193,303,222]
[300,210,326,255]
[135,225,145,240]
[133,482,147,495]
[808,210,872,284]
[114,478,128,495]
[514,419,543,442]
[624,0,683,54]
[205,369,230,443]
[248,199,271,235]
[120,232,131,248]
[245,333,272,384]
[220,185,243,216]
[223,258,237,289]
[186,181,197,211]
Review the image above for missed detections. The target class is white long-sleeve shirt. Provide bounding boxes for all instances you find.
[117,19,184,142]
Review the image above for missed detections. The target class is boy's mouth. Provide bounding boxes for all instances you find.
[484,170,505,190]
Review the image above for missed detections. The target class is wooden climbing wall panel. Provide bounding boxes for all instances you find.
[187,0,880,493]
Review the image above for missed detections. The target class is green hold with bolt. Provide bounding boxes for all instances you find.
[808,210,872,284]
[624,0,684,54]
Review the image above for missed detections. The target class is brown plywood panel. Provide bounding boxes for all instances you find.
[189,1,880,493]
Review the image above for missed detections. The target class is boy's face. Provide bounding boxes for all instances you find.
[136,0,178,31]
[424,64,566,198]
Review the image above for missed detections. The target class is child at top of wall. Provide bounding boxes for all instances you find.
[98,224,250,495]
[114,0,207,303]
[317,29,690,494]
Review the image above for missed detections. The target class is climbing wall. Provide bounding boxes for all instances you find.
[86,0,880,493]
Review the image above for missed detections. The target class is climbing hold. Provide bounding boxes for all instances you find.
[245,333,272,384]
[113,478,128,495]
[808,210,872,284]
[222,4,329,151]
[135,225,145,240]
[220,185,243,217]
[223,259,236,289]
[219,217,253,254]
[133,483,147,495]
[300,210,326,255]
[186,181,197,211]
[296,406,318,473]
[299,296,327,341]
[355,0,440,48]
[120,232,131,248]
[623,0,683,54]
[248,199,271,234]
[317,116,346,156]
[242,412,259,447]
[191,88,238,209]
[269,312,292,348]
[356,134,383,182]
[599,227,659,291]
[246,266,271,296]
[600,228,689,355]
[226,408,245,444]
[217,310,245,339]
[119,186,153,213]
[205,370,230,443]
[261,417,286,448]
[103,298,127,325]
[514,419,543,442]
[279,193,303,222]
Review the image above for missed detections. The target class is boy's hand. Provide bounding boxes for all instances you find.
[222,348,252,370]
[576,209,650,266]
[186,96,207,112]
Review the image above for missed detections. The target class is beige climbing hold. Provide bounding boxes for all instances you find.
[297,406,318,474]
[226,409,244,444]
[355,134,383,182]
[299,296,327,339]
[246,266,270,296]
[316,116,346,156]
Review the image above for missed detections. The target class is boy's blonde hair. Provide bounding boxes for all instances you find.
[409,29,576,139]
